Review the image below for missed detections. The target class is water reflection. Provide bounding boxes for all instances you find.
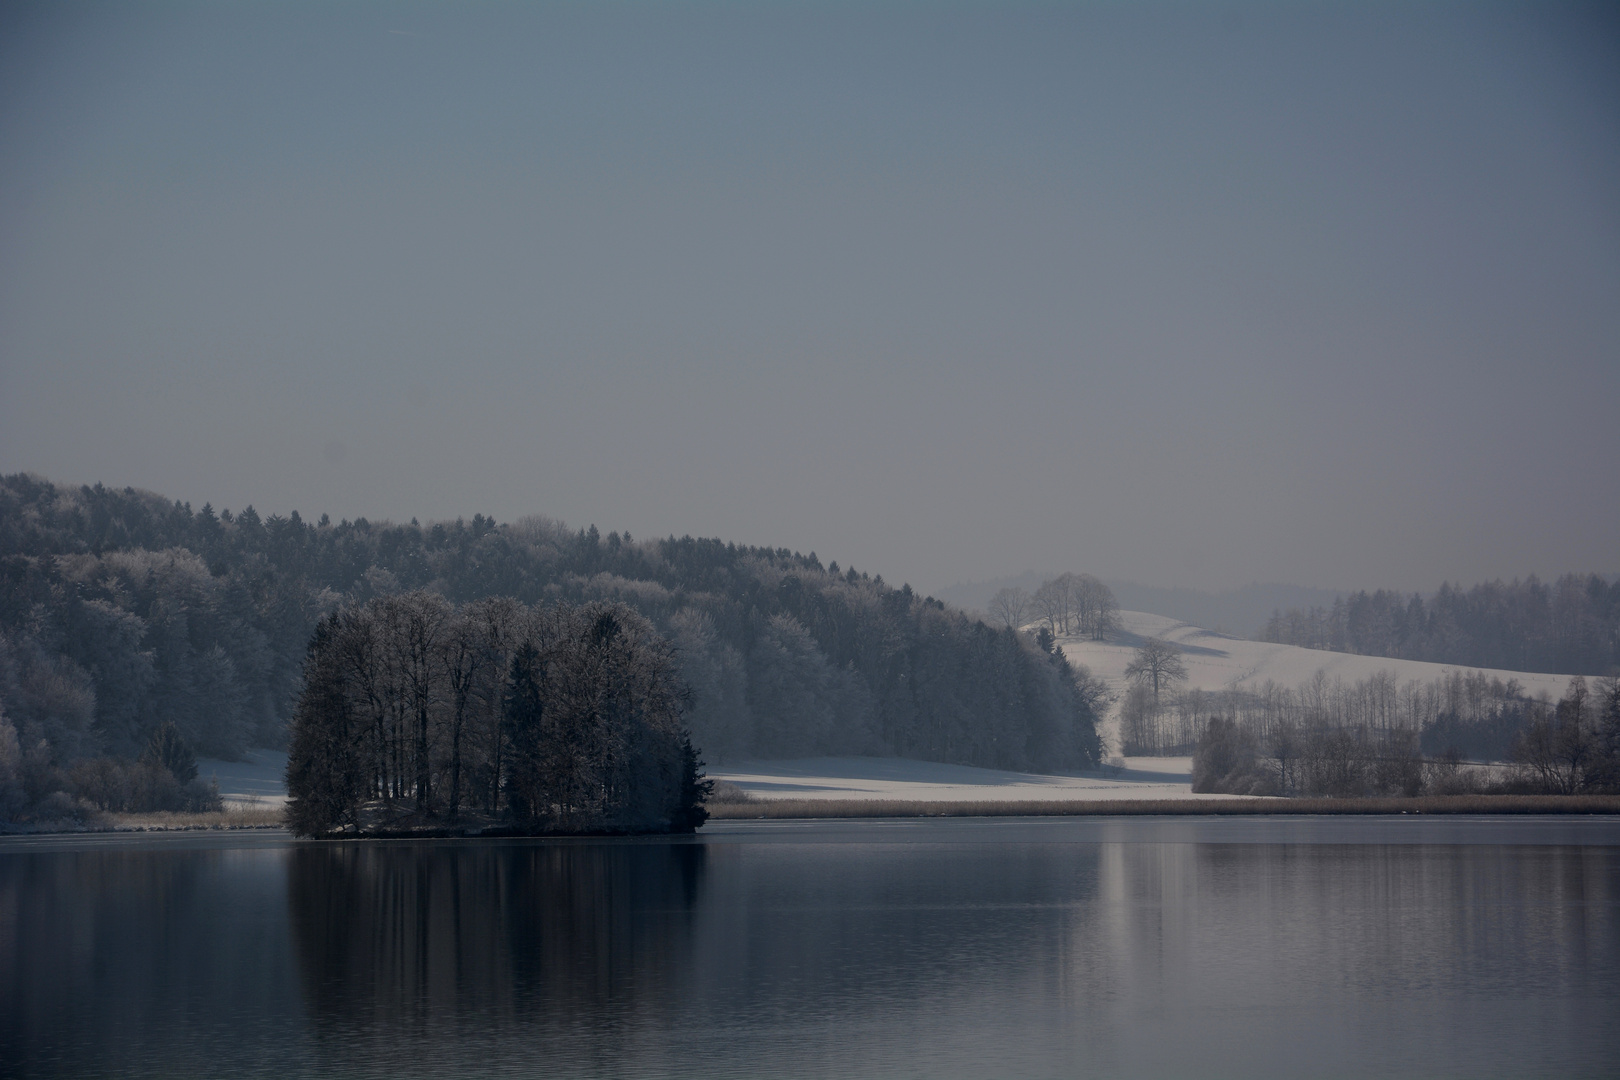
[0,845,300,1078]
[3,822,1618,1079]
[289,841,708,1033]
[285,838,1107,1078]
[1081,842,1620,1078]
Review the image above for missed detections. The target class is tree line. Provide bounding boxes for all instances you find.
[987,573,1120,639]
[0,473,1101,821]
[1130,619,1620,799]
[1189,674,1620,798]
[1109,632,1619,793]
[1121,660,1545,760]
[1259,575,1620,676]
[287,594,706,836]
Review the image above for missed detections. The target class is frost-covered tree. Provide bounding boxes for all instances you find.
[747,614,844,759]
[1032,580,1066,635]
[1124,637,1188,706]
[1,471,1108,798]
[987,587,1031,630]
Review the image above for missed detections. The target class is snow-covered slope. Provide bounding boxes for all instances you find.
[710,755,1220,801]
[195,749,289,808]
[1062,610,1586,713]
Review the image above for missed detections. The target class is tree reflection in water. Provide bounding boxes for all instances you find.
[289,840,707,1049]
[5,821,1618,1079]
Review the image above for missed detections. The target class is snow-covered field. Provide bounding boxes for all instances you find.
[195,749,289,809]
[194,750,1212,808]
[709,755,1223,802]
[1066,610,1585,709]
[204,613,1592,810]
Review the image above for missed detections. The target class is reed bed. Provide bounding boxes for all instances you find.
[106,806,287,830]
[707,794,1620,819]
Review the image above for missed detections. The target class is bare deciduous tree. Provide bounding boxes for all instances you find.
[1124,637,1188,705]
[1513,677,1599,794]
[1072,574,1120,640]
[1031,580,1065,635]
[987,587,1031,630]
[1032,573,1119,639]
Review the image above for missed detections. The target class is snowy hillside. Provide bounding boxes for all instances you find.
[709,755,1222,802]
[1061,610,1590,740]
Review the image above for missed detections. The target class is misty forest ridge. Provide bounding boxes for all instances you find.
[3,473,1615,825]
[0,474,1108,823]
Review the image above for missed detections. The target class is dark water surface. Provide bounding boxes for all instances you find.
[3,816,1617,1079]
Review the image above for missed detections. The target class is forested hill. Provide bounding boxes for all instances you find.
[1258,577,1620,677]
[0,474,1100,776]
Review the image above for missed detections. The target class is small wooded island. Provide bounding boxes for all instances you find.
[286,592,709,837]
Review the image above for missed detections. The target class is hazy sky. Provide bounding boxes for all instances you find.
[2,1,1616,595]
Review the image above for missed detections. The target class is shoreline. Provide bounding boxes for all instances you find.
[7,793,1620,838]
[707,793,1620,818]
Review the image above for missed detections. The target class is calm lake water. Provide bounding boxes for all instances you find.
[2,816,1617,1079]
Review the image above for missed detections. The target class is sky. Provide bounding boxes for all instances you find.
[1,1,1616,596]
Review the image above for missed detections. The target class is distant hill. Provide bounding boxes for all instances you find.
[1258,576,1620,676]
[1105,583,1344,638]
[0,473,1101,786]
[1059,610,1599,758]
[1066,610,1585,707]
[935,576,1341,638]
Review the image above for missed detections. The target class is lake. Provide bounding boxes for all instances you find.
[3,816,1617,1079]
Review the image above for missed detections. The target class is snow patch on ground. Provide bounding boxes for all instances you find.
[195,749,289,809]
[186,617,1593,810]
[1061,610,1591,748]
[192,749,1210,808]
[709,755,1226,802]
[1068,611,1584,701]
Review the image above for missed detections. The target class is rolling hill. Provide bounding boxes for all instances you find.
[1060,610,1593,749]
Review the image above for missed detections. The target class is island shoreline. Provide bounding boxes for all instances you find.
[7,793,1620,838]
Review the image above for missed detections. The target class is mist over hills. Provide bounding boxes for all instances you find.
[936,575,1342,639]
[942,571,1620,678]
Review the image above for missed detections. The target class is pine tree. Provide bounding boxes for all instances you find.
[285,616,361,836]
[142,720,197,784]
[669,736,711,833]
[501,642,548,826]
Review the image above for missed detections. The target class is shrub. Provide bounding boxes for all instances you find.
[1192,718,1273,795]
[67,757,219,813]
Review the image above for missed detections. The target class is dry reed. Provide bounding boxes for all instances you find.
[105,806,287,830]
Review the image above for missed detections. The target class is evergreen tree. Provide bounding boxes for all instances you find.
[284,616,361,836]
[142,721,197,784]
[670,736,711,833]
[501,641,548,827]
